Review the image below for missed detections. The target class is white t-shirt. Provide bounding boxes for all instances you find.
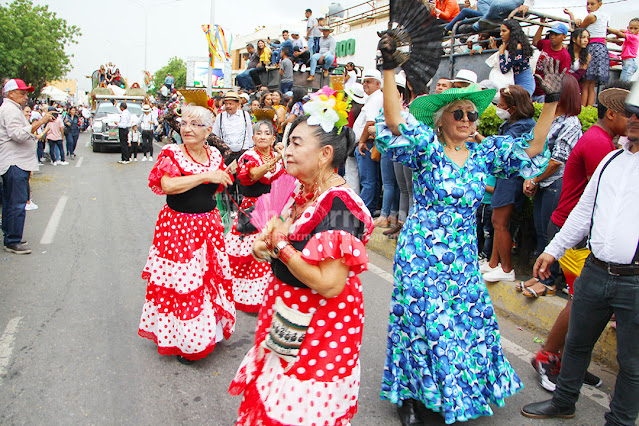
[353,89,383,141]
[344,70,358,90]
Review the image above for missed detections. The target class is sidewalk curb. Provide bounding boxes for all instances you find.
[367,227,619,371]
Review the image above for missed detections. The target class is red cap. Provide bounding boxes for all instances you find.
[3,79,35,94]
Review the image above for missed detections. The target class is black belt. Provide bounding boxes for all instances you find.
[591,255,639,276]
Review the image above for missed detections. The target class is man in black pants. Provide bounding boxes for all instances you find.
[116,102,132,164]
[139,104,157,161]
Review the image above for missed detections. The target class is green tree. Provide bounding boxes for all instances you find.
[0,0,81,94]
[152,57,186,92]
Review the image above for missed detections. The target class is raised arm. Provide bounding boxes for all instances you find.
[378,33,406,135]
[525,58,565,158]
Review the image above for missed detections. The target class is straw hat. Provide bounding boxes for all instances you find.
[409,84,496,127]
[181,88,214,111]
[223,91,241,102]
[598,87,631,115]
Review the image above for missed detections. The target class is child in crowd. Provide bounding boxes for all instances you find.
[608,18,639,81]
[532,20,572,103]
[279,48,294,94]
[565,0,610,105]
[129,124,141,161]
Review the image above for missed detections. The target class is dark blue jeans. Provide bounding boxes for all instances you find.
[355,142,381,214]
[280,81,293,94]
[1,165,30,246]
[534,179,563,285]
[553,257,639,425]
[66,131,79,156]
[445,8,483,31]
[236,69,255,90]
[380,154,399,217]
[48,139,65,162]
[476,203,494,258]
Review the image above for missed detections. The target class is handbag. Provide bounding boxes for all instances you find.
[236,204,257,234]
[261,296,313,366]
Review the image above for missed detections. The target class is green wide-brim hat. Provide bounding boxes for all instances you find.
[409,84,497,127]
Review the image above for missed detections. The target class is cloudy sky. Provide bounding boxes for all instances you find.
[36,0,639,92]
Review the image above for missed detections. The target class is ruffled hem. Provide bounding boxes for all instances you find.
[230,347,359,426]
[138,329,220,361]
[301,231,369,275]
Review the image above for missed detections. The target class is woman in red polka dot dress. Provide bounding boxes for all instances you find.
[139,104,236,364]
[225,120,286,313]
[229,103,374,425]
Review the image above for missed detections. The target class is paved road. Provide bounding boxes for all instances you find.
[0,133,623,425]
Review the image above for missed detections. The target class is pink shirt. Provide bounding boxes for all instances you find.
[621,31,639,60]
[45,116,64,140]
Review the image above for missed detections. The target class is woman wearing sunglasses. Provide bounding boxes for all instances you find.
[376,32,566,425]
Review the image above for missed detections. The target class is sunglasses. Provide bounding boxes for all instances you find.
[447,109,479,122]
[624,108,639,119]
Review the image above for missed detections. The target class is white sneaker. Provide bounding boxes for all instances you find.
[52,161,58,166]
[148,156,153,161]
[118,160,127,164]
[133,158,137,162]
[25,200,38,211]
[293,63,300,72]
[479,261,499,274]
[141,157,147,162]
[300,64,307,73]
[59,161,69,165]
[483,266,516,282]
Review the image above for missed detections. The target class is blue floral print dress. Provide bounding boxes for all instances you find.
[375,113,549,424]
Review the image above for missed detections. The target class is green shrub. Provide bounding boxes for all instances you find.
[478,103,598,137]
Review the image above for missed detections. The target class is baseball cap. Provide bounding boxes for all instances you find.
[3,79,34,95]
[548,23,569,35]
[362,69,382,83]
[452,69,478,84]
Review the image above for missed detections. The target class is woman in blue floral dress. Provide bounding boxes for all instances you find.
[376,34,567,426]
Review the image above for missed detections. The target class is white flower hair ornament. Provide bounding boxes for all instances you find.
[304,86,350,134]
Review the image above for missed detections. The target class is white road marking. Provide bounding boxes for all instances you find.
[75,157,84,168]
[0,317,22,382]
[366,261,611,409]
[40,195,68,244]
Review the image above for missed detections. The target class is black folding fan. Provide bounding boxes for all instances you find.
[383,0,444,95]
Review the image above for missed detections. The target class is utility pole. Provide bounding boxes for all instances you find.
[206,0,216,96]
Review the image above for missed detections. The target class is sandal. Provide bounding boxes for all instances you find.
[516,277,539,292]
[522,283,556,298]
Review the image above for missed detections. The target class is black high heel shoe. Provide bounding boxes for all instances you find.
[177,355,195,365]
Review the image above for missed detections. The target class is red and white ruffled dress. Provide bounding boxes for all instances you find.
[229,186,373,426]
[225,149,286,313]
[139,144,236,361]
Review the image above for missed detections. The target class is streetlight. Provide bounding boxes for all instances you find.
[131,0,182,86]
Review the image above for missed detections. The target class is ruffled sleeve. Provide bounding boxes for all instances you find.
[148,147,183,195]
[237,152,261,186]
[479,131,550,179]
[301,230,369,275]
[375,112,436,169]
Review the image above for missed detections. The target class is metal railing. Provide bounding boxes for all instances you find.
[326,0,390,33]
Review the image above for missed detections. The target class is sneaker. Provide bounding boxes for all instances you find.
[531,350,561,392]
[52,161,58,166]
[4,243,32,255]
[148,156,153,161]
[118,160,127,164]
[482,266,516,282]
[25,200,38,211]
[133,158,138,162]
[300,64,307,73]
[141,157,147,162]
[293,63,300,72]
[479,261,500,274]
[59,161,69,165]
[584,371,603,388]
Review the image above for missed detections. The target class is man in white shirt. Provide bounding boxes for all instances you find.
[521,83,639,425]
[291,31,311,68]
[116,102,132,164]
[212,91,253,163]
[0,79,53,254]
[138,104,158,161]
[354,69,384,215]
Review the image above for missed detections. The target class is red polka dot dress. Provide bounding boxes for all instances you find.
[139,144,236,361]
[229,186,374,425]
[225,149,286,313]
